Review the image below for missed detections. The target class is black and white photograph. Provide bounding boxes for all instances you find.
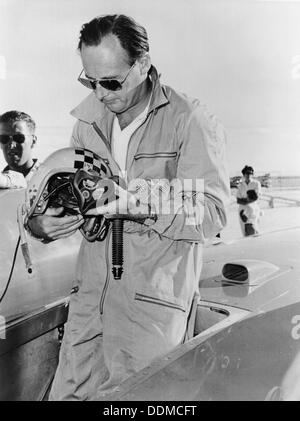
[0,0,300,404]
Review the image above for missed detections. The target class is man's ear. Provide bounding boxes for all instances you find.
[139,53,151,76]
[31,135,37,148]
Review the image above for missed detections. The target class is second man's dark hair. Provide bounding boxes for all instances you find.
[78,14,149,65]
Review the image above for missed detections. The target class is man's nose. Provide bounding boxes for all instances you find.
[94,83,109,100]
[8,140,17,149]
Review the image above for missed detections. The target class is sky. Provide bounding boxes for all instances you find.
[0,0,300,175]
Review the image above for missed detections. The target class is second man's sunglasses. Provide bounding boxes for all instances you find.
[78,62,136,92]
[0,134,30,145]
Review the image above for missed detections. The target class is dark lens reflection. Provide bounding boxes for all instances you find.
[0,134,26,144]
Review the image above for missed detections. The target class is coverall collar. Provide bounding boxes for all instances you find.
[70,65,169,125]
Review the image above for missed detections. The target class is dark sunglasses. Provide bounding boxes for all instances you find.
[78,62,136,92]
[0,134,31,145]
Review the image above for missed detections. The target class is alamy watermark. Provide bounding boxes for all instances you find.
[90,175,205,226]
[291,315,300,340]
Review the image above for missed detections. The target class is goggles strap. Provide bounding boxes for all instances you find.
[17,204,34,274]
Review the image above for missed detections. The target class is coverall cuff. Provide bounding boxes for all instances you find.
[143,213,176,234]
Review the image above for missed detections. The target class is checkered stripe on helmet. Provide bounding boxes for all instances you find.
[74,148,109,175]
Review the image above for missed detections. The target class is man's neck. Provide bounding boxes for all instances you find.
[116,78,152,130]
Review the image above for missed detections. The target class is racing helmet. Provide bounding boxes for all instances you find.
[25,147,113,241]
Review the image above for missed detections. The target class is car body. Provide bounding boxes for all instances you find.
[257,173,271,188]
[0,188,81,401]
[96,227,300,401]
[230,175,242,189]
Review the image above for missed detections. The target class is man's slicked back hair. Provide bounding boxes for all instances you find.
[78,14,149,65]
[0,110,36,132]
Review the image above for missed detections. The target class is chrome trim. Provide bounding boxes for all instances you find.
[0,298,69,356]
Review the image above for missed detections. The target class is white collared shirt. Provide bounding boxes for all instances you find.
[237,178,262,211]
[112,103,150,177]
[237,179,262,199]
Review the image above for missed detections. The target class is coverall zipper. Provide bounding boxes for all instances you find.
[93,115,150,315]
[124,111,151,173]
[92,123,118,317]
[92,122,112,153]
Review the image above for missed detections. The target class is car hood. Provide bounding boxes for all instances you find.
[200,227,300,312]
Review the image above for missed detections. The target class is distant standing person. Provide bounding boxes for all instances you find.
[236,165,261,236]
[0,110,39,189]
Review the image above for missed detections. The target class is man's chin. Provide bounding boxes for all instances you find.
[9,157,20,163]
[6,157,21,168]
[103,100,125,114]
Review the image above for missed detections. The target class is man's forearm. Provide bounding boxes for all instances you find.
[143,192,226,242]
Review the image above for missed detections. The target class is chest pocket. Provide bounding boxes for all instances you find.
[133,151,178,180]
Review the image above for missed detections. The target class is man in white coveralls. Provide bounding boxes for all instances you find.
[27,14,230,400]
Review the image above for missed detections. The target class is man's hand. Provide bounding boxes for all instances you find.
[27,207,84,241]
